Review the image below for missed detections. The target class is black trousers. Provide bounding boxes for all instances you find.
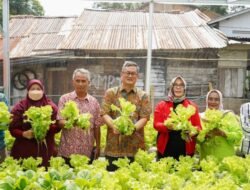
[157,131,185,161]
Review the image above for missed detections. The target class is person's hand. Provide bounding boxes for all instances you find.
[166,121,174,130]
[206,128,226,138]
[23,129,34,139]
[112,127,120,135]
[184,130,192,142]
[212,128,226,137]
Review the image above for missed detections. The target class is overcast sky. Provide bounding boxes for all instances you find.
[39,0,94,16]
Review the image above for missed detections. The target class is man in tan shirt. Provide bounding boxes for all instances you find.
[101,61,151,171]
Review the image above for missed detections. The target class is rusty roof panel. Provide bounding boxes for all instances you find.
[1,10,227,60]
[2,16,76,58]
[59,10,227,50]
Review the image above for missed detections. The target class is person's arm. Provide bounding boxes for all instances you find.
[134,118,148,131]
[154,102,168,133]
[135,92,152,131]
[56,96,67,129]
[94,126,100,159]
[102,114,120,134]
[101,89,120,134]
[9,102,34,139]
[93,103,103,159]
[48,101,61,134]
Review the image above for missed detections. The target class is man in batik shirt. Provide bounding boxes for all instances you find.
[240,102,250,155]
[101,61,152,171]
[57,68,103,164]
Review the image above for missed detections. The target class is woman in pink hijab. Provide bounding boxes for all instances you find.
[9,79,60,167]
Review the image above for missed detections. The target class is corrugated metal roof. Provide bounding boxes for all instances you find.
[59,9,227,50]
[1,10,227,59]
[1,15,76,58]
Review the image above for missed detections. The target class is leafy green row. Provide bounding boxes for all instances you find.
[1,150,250,190]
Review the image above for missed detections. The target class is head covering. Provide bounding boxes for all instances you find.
[26,79,49,108]
[206,89,223,110]
[27,79,44,91]
[166,75,187,103]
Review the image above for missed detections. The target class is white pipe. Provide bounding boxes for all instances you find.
[145,1,153,94]
[3,0,10,103]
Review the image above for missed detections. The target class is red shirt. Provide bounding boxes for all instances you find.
[154,99,202,155]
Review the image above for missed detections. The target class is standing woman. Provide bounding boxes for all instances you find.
[154,76,201,160]
[198,89,242,160]
[9,79,60,167]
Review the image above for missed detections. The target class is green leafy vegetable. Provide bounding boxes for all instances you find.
[197,109,243,160]
[111,98,136,135]
[24,105,55,141]
[60,100,92,130]
[0,102,12,130]
[164,104,198,141]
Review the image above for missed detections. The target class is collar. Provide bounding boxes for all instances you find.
[72,91,90,102]
[119,86,137,93]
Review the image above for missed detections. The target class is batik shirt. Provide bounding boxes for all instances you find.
[240,102,250,154]
[57,91,102,158]
[101,86,151,157]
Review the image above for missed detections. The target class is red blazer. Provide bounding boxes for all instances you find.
[154,99,202,155]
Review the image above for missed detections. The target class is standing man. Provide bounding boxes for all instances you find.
[0,93,8,163]
[57,68,103,164]
[240,102,250,156]
[101,61,151,171]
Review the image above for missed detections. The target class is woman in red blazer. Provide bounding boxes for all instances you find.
[154,76,201,160]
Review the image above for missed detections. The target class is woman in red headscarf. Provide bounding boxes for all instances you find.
[154,76,202,160]
[9,79,60,167]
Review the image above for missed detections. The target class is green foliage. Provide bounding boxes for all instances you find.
[21,157,42,171]
[164,104,198,141]
[144,116,157,149]
[1,152,250,189]
[0,0,44,28]
[197,109,242,145]
[4,130,15,151]
[60,100,79,129]
[24,105,54,142]
[199,5,228,15]
[111,98,136,135]
[60,100,92,130]
[100,124,107,149]
[70,154,89,168]
[0,102,12,130]
[197,109,243,160]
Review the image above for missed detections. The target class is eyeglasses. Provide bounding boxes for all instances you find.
[173,83,185,88]
[122,71,138,77]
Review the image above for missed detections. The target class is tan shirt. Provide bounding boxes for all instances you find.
[101,86,151,157]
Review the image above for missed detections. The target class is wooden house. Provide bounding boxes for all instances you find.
[209,8,250,112]
[0,10,227,112]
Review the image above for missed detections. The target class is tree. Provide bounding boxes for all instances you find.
[0,0,44,29]
[93,2,145,10]
[199,5,228,16]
